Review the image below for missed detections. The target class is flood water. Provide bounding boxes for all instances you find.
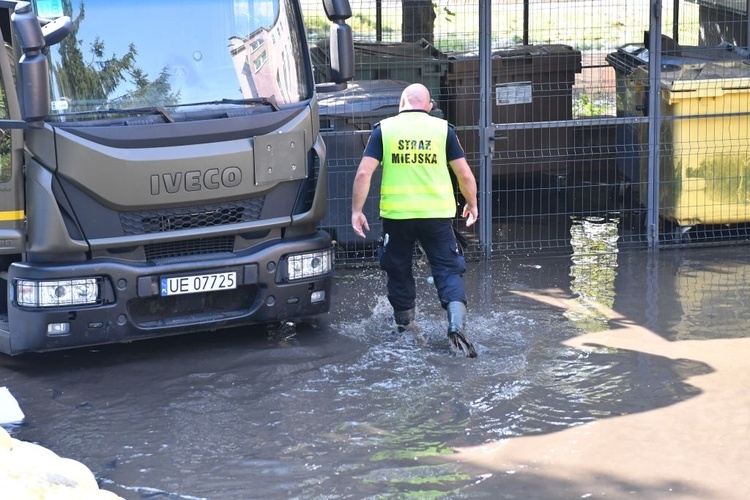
[2,240,750,498]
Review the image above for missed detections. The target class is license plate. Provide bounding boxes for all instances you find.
[160,271,237,296]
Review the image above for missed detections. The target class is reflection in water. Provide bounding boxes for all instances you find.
[672,257,750,340]
[566,217,620,332]
[612,249,750,341]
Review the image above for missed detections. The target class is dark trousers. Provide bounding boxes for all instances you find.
[379,218,467,311]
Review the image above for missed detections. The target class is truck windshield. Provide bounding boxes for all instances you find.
[37,0,312,119]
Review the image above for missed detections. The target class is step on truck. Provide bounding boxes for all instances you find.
[0,0,354,354]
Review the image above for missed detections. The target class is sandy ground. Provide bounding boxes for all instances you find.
[452,288,750,499]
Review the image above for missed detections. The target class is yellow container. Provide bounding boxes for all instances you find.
[635,60,750,227]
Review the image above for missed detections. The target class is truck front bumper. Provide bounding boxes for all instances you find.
[2,232,334,354]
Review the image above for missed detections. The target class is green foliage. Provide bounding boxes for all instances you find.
[369,443,454,461]
[434,2,456,24]
[573,92,610,118]
[54,0,179,111]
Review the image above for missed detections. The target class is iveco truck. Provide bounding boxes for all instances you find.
[0,0,354,354]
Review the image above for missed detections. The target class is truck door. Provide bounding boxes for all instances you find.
[0,7,24,285]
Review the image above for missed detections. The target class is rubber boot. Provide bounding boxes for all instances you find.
[447,301,466,336]
[447,301,478,358]
[394,308,415,332]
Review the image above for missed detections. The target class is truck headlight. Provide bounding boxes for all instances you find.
[15,278,101,308]
[286,249,333,281]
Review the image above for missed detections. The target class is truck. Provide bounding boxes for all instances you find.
[0,0,354,354]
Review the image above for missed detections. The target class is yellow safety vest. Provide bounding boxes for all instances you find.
[379,112,455,219]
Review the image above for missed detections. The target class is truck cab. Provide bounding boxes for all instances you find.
[0,0,353,354]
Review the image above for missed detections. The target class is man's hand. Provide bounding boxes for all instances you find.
[352,211,370,238]
[449,157,478,228]
[462,204,478,227]
[351,156,379,238]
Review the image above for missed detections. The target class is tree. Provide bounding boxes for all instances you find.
[401,0,435,44]
[54,0,178,111]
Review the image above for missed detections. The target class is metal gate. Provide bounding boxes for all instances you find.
[303,0,750,263]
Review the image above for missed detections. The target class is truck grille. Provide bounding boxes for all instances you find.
[128,286,258,328]
[145,236,235,262]
[120,197,265,235]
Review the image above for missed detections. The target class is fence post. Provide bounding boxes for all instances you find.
[478,0,493,260]
[646,0,663,249]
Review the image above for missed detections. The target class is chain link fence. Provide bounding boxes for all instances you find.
[303,0,750,263]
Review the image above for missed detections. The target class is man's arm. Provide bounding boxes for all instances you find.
[351,156,380,238]
[449,157,478,227]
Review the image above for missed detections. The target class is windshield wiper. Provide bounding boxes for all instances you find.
[179,96,280,112]
[109,106,175,123]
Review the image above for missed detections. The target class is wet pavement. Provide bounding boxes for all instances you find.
[1,242,750,499]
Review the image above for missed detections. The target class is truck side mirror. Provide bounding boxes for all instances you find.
[10,2,70,125]
[316,0,354,93]
[328,22,353,84]
[40,15,72,47]
[322,0,352,21]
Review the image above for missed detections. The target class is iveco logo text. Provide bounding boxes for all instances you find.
[150,167,242,195]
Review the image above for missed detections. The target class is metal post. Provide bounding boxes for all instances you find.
[646,0,662,249]
[376,0,382,41]
[523,0,529,46]
[478,0,493,259]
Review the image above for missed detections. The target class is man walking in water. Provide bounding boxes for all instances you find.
[351,83,479,358]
